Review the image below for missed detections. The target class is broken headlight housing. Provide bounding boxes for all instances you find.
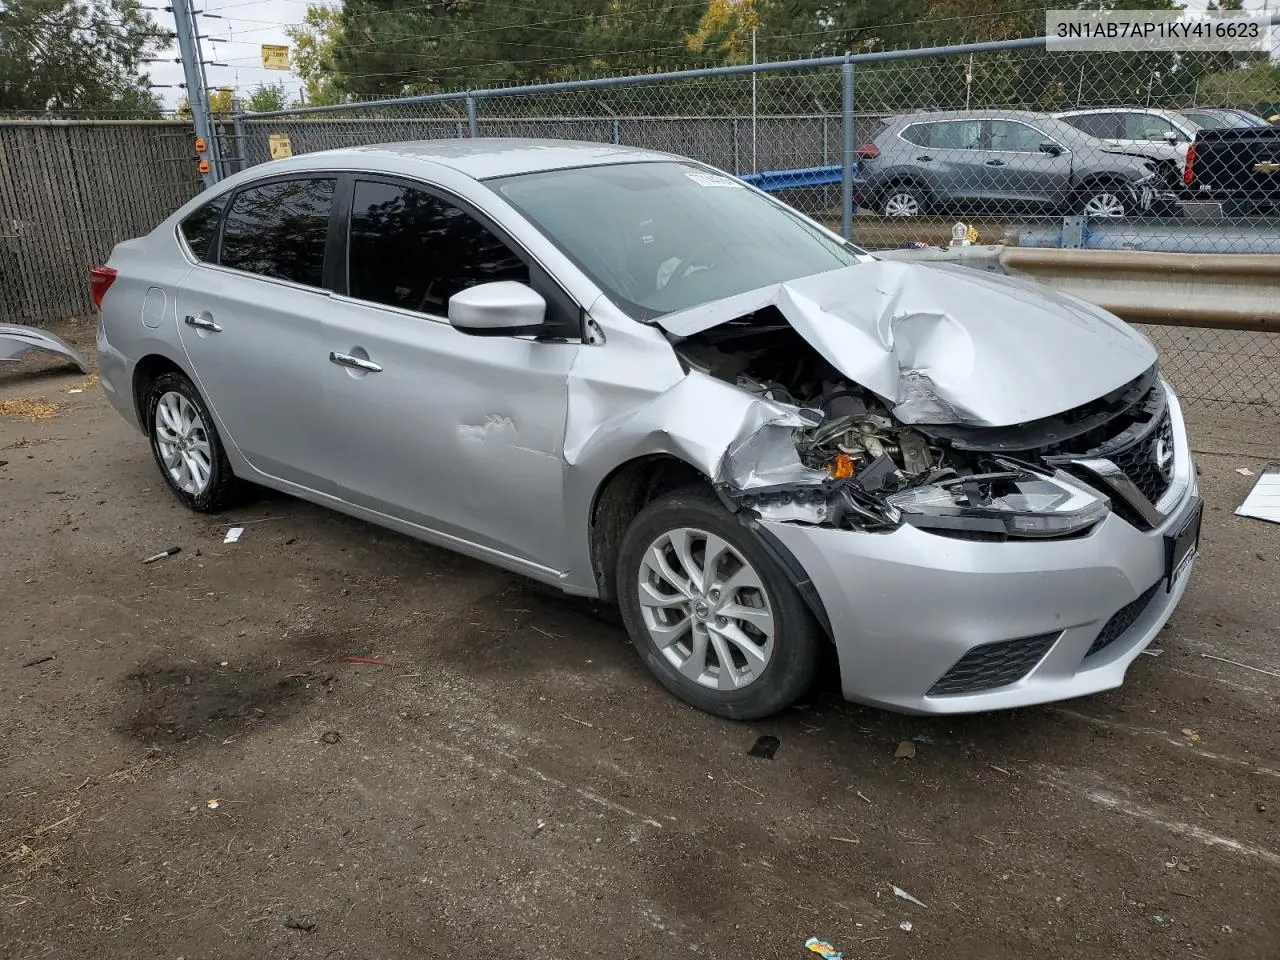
[886,468,1110,539]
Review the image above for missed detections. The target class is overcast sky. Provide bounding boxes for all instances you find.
[142,0,1273,110]
[146,0,318,109]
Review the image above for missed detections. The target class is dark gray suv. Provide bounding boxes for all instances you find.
[854,109,1157,219]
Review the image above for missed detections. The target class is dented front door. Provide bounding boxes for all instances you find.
[319,299,577,572]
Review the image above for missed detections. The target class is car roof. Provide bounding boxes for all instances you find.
[257,138,677,181]
[1057,107,1179,117]
[888,109,1054,123]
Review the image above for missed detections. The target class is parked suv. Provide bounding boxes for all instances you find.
[855,110,1157,219]
[1054,107,1200,187]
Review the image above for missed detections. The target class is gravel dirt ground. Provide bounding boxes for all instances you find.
[2,319,1278,960]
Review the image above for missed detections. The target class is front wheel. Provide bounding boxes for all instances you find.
[616,488,822,720]
[1078,185,1131,219]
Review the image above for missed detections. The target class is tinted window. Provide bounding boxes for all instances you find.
[219,178,334,287]
[347,180,529,314]
[1064,113,1117,139]
[1122,113,1171,141]
[899,123,931,146]
[928,120,982,149]
[988,120,1051,152]
[179,196,226,262]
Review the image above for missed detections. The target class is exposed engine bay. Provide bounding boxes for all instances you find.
[672,309,1169,540]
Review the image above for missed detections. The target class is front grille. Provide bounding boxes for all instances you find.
[927,632,1059,696]
[1110,408,1174,506]
[1085,581,1161,659]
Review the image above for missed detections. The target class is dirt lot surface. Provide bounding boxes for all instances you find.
[3,319,1278,960]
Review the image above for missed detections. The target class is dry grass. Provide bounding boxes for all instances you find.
[63,374,100,394]
[0,397,59,421]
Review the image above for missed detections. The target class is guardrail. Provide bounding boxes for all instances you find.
[878,245,1280,332]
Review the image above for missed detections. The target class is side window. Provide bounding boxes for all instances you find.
[1065,113,1116,139]
[347,180,530,314]
[988,120,1051,152]
[178,195,226,262]
[929,120,982,149]
[219,178,335,287]
[1124,113,1176,141]
[899,123,931,147]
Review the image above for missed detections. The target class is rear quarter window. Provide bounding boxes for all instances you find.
[178,196,226,262]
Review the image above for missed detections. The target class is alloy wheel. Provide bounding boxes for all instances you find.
[154,390,213,496]
[1083,191,1127,218]
[636,526,776,690]
[883,191,921,217]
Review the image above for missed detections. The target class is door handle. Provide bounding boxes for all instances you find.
[183,314,222,333]
[985,159,1006,166]
[329,351,383,373]
[916,155,933,162]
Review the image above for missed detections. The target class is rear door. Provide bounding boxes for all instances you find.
[174,175,335,488]
[983,119,1074,210]
[318,175,580,570]
[902,119,987,206]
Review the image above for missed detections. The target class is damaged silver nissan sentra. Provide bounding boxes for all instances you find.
[94,139,1201,719]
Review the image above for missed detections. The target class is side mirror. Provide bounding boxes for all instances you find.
[1039,141,1063,156]
[448,281,546,337]
[1162,130,1179,144]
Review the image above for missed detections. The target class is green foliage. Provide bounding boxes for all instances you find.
[244,81,289,113]
[0,0,164,113]
[285,0,1276,116]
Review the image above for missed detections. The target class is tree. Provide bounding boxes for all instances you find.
[244,81,288,112]
[0,0,164,113]
[287,4,344,106]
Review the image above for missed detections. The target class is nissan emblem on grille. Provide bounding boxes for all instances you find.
[1153,431,1174,482]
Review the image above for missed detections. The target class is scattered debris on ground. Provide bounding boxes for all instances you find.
[0,397,59,421]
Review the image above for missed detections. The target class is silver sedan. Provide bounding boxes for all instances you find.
[94,139,1201,718]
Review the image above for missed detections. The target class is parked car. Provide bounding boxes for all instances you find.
[855,110,1158,219]
[94,139,1200,719]
[1053,107,1199,187]
[1184,125,1280,216]
[1178,108,1269,131]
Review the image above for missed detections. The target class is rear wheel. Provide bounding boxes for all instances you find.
[880,185,925,218]
[616,488,821,720]
[145,371,240,512]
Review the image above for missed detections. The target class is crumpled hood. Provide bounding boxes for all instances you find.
[656,259,1157,427]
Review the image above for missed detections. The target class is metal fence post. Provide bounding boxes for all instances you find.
[231,101,247,173]
[732,117,740,175]
[612,119,621,145]
[170,0,217,187]
[466,95,478,138]
[841,60,854,241]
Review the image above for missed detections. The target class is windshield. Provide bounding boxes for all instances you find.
[491,161,864,320]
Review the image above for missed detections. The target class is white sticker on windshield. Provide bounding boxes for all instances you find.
[685,171,743,188]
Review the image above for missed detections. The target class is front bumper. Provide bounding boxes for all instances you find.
[760,387,1198,714]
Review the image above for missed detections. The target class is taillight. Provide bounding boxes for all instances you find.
[857,143,880,160]
[90,265,117,309]
[1183,143,1196,185]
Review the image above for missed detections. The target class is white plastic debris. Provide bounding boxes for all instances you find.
[892,885,928,908]
[1235,467,1255,476]
[224,527,244,544]
[899,921,913,932]
[1235,464,1280,525]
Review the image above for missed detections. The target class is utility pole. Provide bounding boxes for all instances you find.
[170,0,218,188]
[751,26,758,174]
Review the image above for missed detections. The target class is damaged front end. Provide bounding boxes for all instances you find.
[682,311,1166,542]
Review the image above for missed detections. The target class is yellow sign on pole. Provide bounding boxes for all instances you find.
[268,134,293,160]
[261,44,290,70]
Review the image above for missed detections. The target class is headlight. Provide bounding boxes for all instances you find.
[886,468,1110,538]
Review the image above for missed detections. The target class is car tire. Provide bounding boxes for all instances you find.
[144,371,240,512]
[616,487,822,720]
[880,185,925,218]
[1078,184,1130,219]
